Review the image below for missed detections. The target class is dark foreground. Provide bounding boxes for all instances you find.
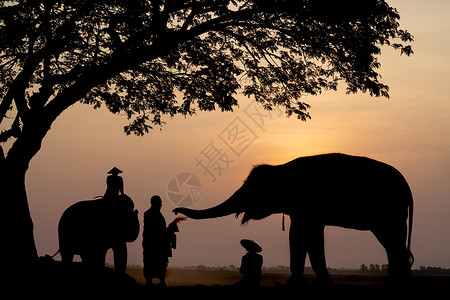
[9,262,450,299]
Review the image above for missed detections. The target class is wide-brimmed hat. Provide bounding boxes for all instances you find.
[108,167,123,174]
[240,239,262,253]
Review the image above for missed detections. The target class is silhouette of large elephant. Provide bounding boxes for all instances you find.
[58,194,139,272]
[174,153,414,285]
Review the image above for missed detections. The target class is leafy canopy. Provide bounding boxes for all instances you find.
[0,0,412,139]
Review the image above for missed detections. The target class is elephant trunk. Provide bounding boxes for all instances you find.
[174,191,240,219]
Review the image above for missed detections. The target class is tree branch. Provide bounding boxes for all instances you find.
[0,145,4,162]
[0,89,14,125]
[44,45,167,122]
[180,8,197,32]
[0,114,21,143]
[184,7,260,38]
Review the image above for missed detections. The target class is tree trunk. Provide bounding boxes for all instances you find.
[1,166,38,265]
[1,118,52,265]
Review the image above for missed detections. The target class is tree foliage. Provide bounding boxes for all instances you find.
[0,0,413,142]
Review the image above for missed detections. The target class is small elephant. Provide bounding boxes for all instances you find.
[174,153,414,285]
[58,194,139,272]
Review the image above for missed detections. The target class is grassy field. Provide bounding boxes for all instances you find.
[128,267,294,286]
[18,263,450,299]
[124,267,450,299]
[127,267,390,286]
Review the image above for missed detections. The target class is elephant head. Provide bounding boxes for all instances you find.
[173,164,285,223]
[122,208,139,243]
[107,194,140,243]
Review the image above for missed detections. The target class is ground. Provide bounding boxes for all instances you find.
[10,263,450,299]
[128,268,450,299]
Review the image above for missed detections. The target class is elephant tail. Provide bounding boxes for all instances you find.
[407,191,414,266]
[51,249,60,259]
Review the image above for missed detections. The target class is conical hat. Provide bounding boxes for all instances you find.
[108,167,123,174]
[240,239,262,253]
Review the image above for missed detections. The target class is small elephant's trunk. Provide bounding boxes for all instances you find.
[125,209,140,242]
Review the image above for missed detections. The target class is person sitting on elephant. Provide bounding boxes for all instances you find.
[235,239,263,288]
[142,195,178,287]
[103,167,124,200]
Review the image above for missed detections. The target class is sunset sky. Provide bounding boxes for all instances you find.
[22,0,450,269]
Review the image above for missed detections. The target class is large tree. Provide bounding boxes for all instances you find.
[0,0,412,264]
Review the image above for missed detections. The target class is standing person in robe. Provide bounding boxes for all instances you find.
[142,195,186,287]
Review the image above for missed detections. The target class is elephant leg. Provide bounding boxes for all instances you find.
[81,248,107,268]
[287,220,307,286]
[306,226,332,286]
[60,248,74,263]
[372,225,411,282]
[112,243,127,273]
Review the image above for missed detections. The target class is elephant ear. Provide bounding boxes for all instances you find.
[240,208,274,224]
[117,194,135,211]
